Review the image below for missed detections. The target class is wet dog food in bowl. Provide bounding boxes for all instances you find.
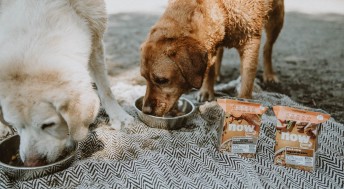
[0,135,78,180]
[134,96,196,130]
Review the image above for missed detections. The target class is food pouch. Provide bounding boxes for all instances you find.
[273,106,330,171]
[217,98,268,157]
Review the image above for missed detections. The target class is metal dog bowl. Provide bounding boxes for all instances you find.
[0,135,78,181]
[134,96,196,130]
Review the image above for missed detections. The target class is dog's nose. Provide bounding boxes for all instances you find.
[24,160,46,167]
[24,156,47,167]
[142,105,153,115]
[142,100,155,115]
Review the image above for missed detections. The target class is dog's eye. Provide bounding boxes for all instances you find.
[154,77,169,85]
[41,122,55,130]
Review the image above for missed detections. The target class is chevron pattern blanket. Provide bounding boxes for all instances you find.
[0,84,343,189]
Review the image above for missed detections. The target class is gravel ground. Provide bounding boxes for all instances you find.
[104,12,344,123]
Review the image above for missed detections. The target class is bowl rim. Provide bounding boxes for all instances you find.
[0,134,78,170]
[134,96,196,120]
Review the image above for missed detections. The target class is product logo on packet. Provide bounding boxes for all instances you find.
[281,132,310,143]
[227,124,255,133]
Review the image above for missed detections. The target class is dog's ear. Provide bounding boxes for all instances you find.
[54,93,100,141]
[166,37,208,88]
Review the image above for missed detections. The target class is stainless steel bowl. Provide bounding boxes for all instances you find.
[134,96,196,130]
[0,135,78,181]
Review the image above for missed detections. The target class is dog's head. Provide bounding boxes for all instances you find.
[140,36,207,116]
[0,72,99,166]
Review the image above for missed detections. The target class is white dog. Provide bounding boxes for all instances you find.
[0,0,133,166]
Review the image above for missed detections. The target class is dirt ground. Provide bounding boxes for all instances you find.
[104,12,344,123]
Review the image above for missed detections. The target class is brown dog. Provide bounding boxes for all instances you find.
[140,0,284,116]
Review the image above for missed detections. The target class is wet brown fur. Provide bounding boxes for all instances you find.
[141,0,284,116]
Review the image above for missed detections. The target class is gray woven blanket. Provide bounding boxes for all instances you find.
[0,83,343,189]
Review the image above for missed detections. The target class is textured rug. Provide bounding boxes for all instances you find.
[0,82,343,189]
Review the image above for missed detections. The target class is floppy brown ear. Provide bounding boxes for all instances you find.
[56,93,100,141]
[166,37,208,88]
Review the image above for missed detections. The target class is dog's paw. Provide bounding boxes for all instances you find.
[110,113,134,130]
[110,119,122,130]
[0,122,13,139]
[196,90,215,102]
[263,73,279,83]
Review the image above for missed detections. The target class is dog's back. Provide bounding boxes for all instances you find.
[219,0,273,48]
[0,0,92,75]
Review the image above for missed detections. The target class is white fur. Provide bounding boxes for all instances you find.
[0,0,133,166]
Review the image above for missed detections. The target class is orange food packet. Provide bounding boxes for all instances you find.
[217,98,268,157]
[273,106,330,171]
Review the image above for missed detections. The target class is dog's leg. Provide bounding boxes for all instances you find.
[71,0,134,129]
[215,47,224,82]
[197,46,224,102]
[263,0,284,83]
[238,38,261,99]
[197,52,217,102]
[89,41,133,130]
